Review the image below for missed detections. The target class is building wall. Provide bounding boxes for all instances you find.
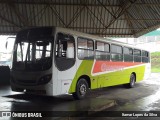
[111,36,160,52]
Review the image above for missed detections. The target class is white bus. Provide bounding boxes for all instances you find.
[10,27,151,99]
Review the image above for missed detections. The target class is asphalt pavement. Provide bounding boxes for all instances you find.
[0,73,160,120]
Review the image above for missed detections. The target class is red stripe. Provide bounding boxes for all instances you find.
[92,61,142,73]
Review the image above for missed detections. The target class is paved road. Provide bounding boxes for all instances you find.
[0,73,160,120]
[85,73,160,120]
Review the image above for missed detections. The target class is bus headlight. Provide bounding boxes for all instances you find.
[38,74,52,85]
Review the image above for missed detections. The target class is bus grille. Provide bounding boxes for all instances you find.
[16,79,37,86]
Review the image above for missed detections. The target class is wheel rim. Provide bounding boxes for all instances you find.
[130,75,135,86]
[79,84,87,96]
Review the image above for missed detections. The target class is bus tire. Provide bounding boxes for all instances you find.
[72,78,89,100]
[124,73,136,88]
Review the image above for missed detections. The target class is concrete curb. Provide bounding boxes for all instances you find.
[88,100,116,114]
[54,98,116,120]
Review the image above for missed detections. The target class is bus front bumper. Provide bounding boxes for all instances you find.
[10,81,53,96]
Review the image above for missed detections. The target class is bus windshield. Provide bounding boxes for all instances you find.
[13,37,53,71]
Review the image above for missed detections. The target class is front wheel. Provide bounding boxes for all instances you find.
[72,78,89,100]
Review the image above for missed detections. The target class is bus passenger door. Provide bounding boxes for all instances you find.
[54,33,77,94]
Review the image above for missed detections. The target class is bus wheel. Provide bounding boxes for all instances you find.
[72,78,89,100]
[129,73,136,88]
[124,73,136,88]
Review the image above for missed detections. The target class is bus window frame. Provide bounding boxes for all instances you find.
[111,44,123,54]
[95,41,110,53]
[123,47,133,55]
[55,32,76,59]
[134,49,141,56]
[95,41,110,61]
[77,37,94,60]
[111,44,123,61]
[142,50,149,63]
[142,50,149,57]
[123,47,133,62]
[133,49,141,62]
[54,32,76,71]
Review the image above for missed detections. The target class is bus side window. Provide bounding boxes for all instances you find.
[123,47,133,62]
[95,41,110,60]
[56,33,75,59]
[111,44,123,61]
[66,42,74,58]
[55,33,75,71]
[77,37,94,60]
[134,49,141,62]
[142,51,149,63]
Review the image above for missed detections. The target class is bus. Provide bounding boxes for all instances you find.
[10,27,151,99]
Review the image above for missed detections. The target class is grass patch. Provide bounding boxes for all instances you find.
[151,68,160,73]
[151,52,160,73]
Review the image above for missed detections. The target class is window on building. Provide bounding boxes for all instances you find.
[147,36,155,42]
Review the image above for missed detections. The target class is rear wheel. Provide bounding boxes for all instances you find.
[124,73,136,88]
[72,78,89,100]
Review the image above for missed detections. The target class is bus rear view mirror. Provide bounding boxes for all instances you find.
[6,37,16,51]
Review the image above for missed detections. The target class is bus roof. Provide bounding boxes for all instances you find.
[18,26,149,52]
[55,26,149,52]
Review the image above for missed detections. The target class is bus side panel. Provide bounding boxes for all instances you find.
[91,60,146,86]
[69,60,147,93]
[102,65,146,87]
[92,64,145,88]
[69,60,97,93]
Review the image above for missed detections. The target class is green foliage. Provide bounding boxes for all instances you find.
[151,52,160,72]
